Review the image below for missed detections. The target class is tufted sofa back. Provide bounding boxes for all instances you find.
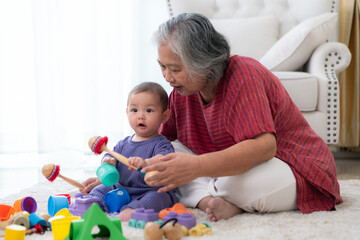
[167,0,339,39]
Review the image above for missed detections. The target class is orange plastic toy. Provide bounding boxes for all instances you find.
[0,204,16,221]
[159,203,193,220]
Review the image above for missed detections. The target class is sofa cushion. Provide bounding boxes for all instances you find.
[260,13,338,71]
[210,15,278,60]
[273,71,317,112]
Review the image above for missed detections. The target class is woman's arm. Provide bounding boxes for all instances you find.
[142,132,276,193]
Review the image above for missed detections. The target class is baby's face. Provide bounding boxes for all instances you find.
[126,91,165,141]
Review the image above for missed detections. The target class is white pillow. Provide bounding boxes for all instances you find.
[210,16,279,60]
[260,13,338,71]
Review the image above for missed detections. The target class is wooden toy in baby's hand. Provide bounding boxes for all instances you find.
[88,136,158,184]
[88,136,137,170]
[42,163,85,189]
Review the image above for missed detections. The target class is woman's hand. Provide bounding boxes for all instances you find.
[141,152,201,193]
[80,177,101,195]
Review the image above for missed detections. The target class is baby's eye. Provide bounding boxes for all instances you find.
[146,109,153,113]
[131,109,138,112]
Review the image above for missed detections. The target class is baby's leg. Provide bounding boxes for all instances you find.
[120,190,177,213]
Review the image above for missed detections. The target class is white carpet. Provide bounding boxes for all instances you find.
[0,179,359,240]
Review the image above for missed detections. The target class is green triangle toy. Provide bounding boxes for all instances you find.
[64,203,126,240]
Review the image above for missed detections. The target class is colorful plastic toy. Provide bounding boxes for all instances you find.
[104,188,131,213]
[163,212,196,230]
[128,208,160,229]
[13,196,37,213]
[51,216,81,240]
[0,204,16,221]
[48,195,70,216]
[188,223,212,237]
[159,203,193,220]
[68,193,102,217]
[65,203,126,240]
[28,213,47,228]
[4,224,26,240]
[132,208,159,222]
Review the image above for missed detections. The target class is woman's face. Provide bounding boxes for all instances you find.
[157,43,207,97]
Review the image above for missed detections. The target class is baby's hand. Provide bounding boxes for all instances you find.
[102,157,116,166]
[128,157,147,170]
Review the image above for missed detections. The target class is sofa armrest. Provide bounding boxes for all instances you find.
[306,42,351,144]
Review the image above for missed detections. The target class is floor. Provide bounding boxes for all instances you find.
[0,150,359,199]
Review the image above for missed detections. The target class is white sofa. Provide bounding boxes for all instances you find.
[167,0,352,145]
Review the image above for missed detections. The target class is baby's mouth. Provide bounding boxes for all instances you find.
[138,123,146,127]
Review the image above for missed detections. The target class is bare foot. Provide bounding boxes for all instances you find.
[205,197,242,222]
[118,208,135,222]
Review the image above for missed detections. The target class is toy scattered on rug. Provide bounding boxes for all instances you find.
[127,203,212,239]
[0,196,50,239]
[42,163,86,190]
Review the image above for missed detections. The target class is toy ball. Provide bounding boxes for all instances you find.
[163,221,183,240]
[144,222,163,240]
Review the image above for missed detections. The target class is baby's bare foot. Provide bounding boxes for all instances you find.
[205,197,242,222]
[118,208,135,222]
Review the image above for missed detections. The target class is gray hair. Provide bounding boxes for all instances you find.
[153,13,230,87]
[128,82,168,112]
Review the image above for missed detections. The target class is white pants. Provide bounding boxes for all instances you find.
[172,140,298,213]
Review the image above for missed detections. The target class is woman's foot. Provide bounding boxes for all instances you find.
[199,196,242,222]
[117,208,135,222]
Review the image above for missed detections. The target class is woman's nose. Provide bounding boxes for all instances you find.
[164,70,173,82]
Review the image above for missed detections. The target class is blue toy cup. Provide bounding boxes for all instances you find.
[104,188,131,213]
[48,195,70,217]
[28,213,47,228]
[96,163,120,186]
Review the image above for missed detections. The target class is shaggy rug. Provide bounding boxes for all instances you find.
[0,179,359,240]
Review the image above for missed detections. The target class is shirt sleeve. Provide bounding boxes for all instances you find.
[153,136,175,156]
[224,56,276,142]
[159,91,178,141]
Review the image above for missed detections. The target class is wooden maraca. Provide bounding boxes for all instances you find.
[42,163,85,189]
[89,136,158,183]
[89,136,136,170]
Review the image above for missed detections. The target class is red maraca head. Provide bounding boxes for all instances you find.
[89,136,108,154]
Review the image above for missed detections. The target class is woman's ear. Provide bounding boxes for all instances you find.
[161,109,171,123]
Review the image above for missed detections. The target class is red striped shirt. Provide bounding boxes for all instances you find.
[160,55,342,213]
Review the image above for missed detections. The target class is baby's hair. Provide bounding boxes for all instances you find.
[128,82,169,111]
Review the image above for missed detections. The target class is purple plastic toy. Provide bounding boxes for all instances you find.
[131,208,159,222]
[69,193,102,216]
[163,211,196,229]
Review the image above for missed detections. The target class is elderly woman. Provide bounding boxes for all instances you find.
[82,12,342,222]
[141,12,342,222]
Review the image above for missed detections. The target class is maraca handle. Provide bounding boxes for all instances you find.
[104,147,137,170]
[58,174,85,189]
